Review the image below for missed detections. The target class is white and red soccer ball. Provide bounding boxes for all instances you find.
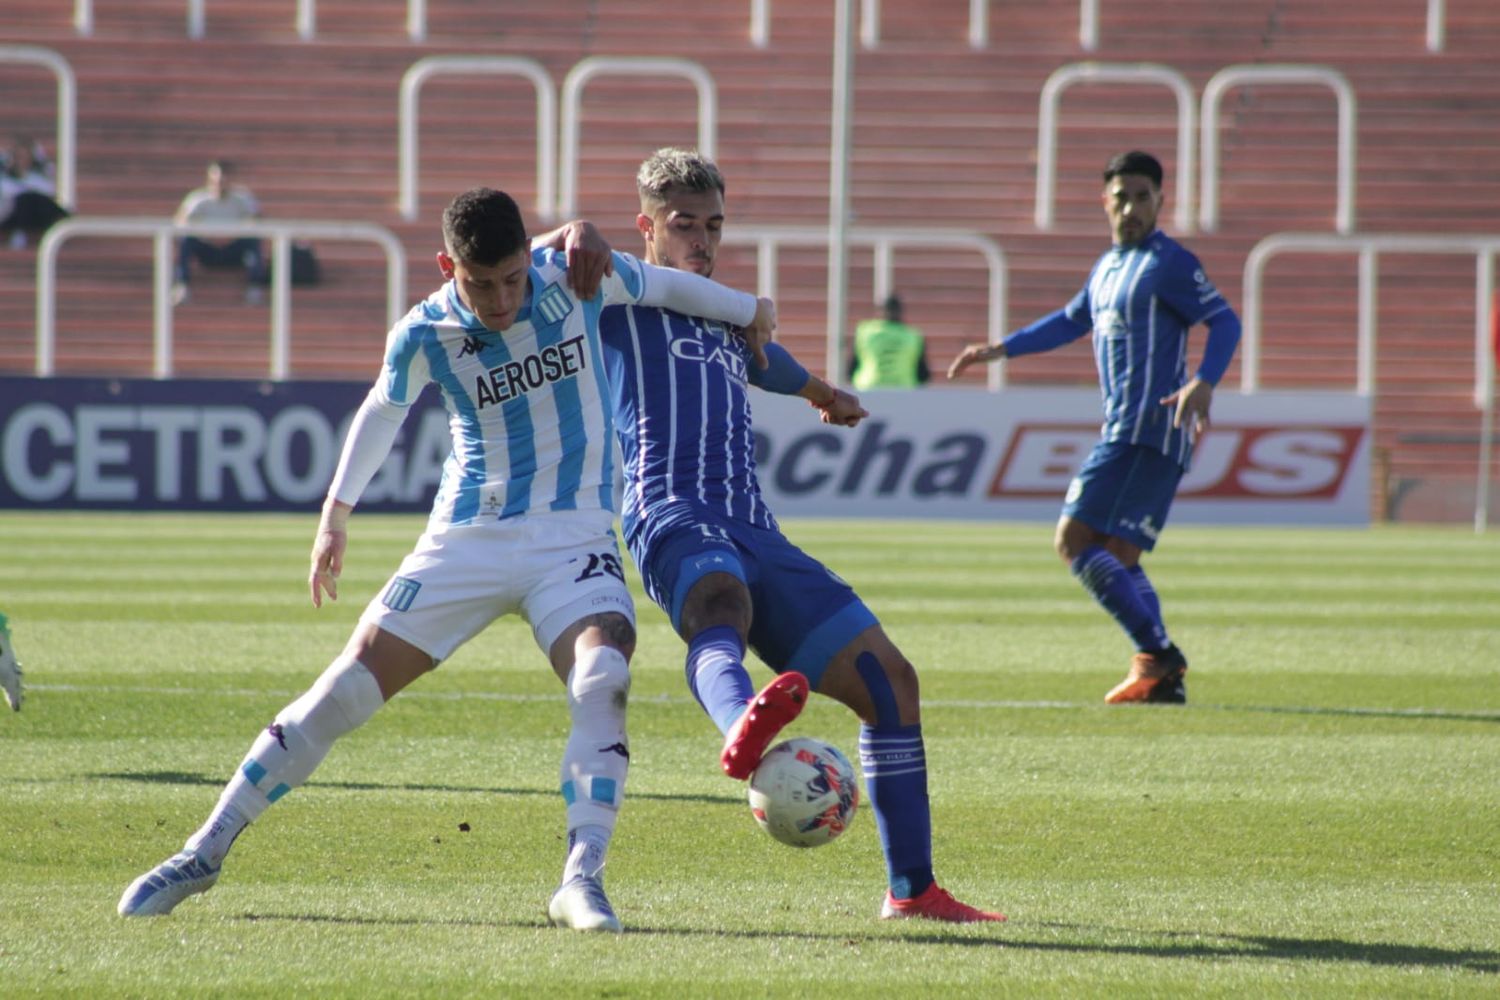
[747,737,859,848]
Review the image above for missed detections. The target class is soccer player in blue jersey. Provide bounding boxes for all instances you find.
[117,187,777,931]
[541,148,1005,922]
[948,150,1241,704]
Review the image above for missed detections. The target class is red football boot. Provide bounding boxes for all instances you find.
[720,671,809,780]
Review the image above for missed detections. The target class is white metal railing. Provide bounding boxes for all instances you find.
[35,217,407,380]
[1427,0,1445,52]
[559,57,716,220]
[1241,232,1498,402]
[724,225,1008,390]
[1034,63,1195,234]
[1200,65,1357,235]
[74,0,315,39]
[750,0,769,47]
[0,46,77,209]
[1079,0,1099,51]
[857,0,989,49]
[398,56,555,223]
[1244,232,1500,532]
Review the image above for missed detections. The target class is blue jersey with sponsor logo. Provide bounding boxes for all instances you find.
[377,247,647,527]
[1053,231,1230,466]
[598,305,779,548]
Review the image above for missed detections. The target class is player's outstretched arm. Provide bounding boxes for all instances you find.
[531,220,614,299]
[946,341,1006,380]
[309,499,352,608]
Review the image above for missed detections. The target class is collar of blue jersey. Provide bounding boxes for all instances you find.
[443,269,538,335]
[1111,228,1161,251]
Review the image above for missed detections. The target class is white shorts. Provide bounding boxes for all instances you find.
[359,508,635,663]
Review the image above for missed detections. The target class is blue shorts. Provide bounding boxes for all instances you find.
[632,501,877,687]
[1063,440,1184,552]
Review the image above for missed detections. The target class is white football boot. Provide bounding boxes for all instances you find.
[117,851,221,916]
[0,613,22,712]
[547,875,622,933]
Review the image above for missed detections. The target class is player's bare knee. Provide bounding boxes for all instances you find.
[553,612,636,671]
[853,649,919,728]
[680,572,751,636]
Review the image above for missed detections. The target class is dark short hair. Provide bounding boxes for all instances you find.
[442,188,528,265]
[1103,151,1163,188]
[882,293,903,320]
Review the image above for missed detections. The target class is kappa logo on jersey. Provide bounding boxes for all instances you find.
[457,334,486,358]
[473,334,588,409]
[534,282,573,325]
[668,335,748,380]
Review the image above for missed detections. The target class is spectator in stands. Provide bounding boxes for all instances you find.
[849,293,930,389]
[172,160,267,305]
[0,135,69,250]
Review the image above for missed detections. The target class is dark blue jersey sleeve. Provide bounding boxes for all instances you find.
[749,341,811,395]
[1156,246,1230,327]
[1002,308,1092,358]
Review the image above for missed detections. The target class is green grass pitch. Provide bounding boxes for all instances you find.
[2,512,1498,998]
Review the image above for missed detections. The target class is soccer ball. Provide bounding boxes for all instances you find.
[747,737,859,848]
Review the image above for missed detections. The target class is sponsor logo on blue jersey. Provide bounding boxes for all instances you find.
[457,334,485,358]
[667,336,748,380]
[473,334,588,409]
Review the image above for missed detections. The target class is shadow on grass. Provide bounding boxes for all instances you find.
[1204,703,1500,725]
[230,911,1498,973]
[1023,922,1500,974]
[89,770,740,805]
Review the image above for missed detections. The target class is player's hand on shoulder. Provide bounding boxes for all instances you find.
[946,341,1005,380]
[559,220,613,299]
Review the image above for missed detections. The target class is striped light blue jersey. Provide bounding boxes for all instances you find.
[377,247,647,527]
[598,305,778,546]
[1063,230,1230,465]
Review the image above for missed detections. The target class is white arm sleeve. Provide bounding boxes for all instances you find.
[635,261,758,327]
[325,386,409,506]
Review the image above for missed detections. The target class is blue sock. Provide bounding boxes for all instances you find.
[1071,546,1167,652]
[1127,564,1169,646]
[685,625,755,735]
[859,723,934,900]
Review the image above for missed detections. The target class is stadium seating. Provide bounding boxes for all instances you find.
[1,0,1497,519]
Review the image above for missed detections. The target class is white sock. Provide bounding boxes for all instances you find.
[559,646,631,835]
[183,657,383,866]
[563,824,611,882]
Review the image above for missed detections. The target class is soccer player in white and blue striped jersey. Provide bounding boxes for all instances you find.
[546,149,1004,923]
[949,150,1242,705]
[118,188,777,932]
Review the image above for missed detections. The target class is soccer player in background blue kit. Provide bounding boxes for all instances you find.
[542,148,1004,922]
[117,188,777,932]
[948,151,1241,704]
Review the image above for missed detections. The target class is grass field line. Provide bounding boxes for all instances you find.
[26,682,1500,723]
